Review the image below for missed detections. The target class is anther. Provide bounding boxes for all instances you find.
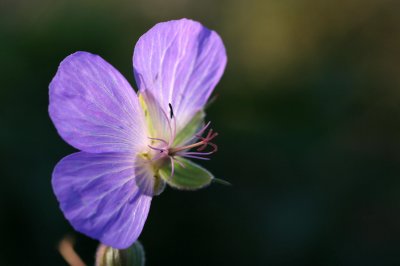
[168,103,174,119]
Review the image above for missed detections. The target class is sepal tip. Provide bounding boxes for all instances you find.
[213,178,232,186]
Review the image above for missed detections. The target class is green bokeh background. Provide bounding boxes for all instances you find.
[2,0,400,265]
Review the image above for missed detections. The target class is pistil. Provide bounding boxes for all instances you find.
[168,132,218,155]
[145,103,218,179]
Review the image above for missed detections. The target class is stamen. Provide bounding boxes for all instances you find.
[168,123,218,156]
[168,103,177,143]
[197,129,218,152]
[185,121,211,144]
[195,121,211,137]
[144,152,165,163]
[148,145,166,153]
[169,156,175,180]
[172,109,177,144]
[180,151,216,156]
[145,107,218,181]
[169,103,174,119]
[158,105,174,145]
[177,153,210,160]
[174,157,186,168]
[148,137,168,145]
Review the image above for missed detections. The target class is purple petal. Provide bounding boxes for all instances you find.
[133,18,227,130]
[139,90,173,142]
[52,152,152,249]
[134,155,166,196]
[49,52,147,153]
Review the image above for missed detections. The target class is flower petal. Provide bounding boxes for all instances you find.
[134,155,166,196]
[49,51,147,153]
[133,18,227,130]
[52,152,151,249]
[138,90,172,142]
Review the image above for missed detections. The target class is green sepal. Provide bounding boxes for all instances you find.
[173,110,205,146]
[96,241,145,266]
[159,157,213,190]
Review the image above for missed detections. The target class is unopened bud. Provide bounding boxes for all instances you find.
[96,241,145,266]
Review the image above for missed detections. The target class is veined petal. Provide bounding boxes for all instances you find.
[134,155,166,196]
[52,152,152,249]
[133,18,227,131]
[49,52,147,153]
[138,90,172,142]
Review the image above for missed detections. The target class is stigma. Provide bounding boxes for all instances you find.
[145,104,218,179]
[148,121,218,161]
[168,121,218,158]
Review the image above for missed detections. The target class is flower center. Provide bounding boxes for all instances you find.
[168,122,218,156]
[148,120,218,155]
[145,104,218,179]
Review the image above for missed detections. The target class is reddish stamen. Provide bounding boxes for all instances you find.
[195,121,211,137]
[197,129,218,152]
[145,119,218,180]
[168,124,218,156]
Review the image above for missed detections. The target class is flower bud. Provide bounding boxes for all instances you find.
[96,241,145,266]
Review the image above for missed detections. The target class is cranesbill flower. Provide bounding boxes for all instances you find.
[49,18,227,249]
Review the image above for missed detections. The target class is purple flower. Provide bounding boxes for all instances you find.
[49,18,226,249]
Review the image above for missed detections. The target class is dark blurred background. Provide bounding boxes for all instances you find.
[2,0,400,265]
